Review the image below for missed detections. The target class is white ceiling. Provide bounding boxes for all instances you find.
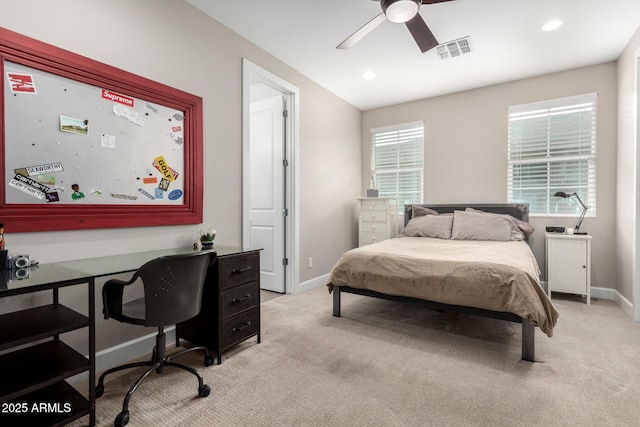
[186,0,640,111]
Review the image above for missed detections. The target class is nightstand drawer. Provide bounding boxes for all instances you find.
[221,307,259,349]
[221,281,259,319]
[219,253,260,289]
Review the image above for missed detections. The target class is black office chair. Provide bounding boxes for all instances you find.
[96,251,216,427]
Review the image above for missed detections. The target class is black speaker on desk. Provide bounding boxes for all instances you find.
[545,226,566,233]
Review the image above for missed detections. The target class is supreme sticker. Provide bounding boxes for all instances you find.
[7,72,37,93]
[142,177,158,184]
[152,156,179,182]
[101,89,134,107]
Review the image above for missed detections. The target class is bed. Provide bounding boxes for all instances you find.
[328,203,559,362]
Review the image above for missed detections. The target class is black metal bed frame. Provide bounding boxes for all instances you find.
[332,203,536,362]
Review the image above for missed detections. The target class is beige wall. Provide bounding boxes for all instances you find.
[0,0,361,349]
[362,63,618,288]
[616,25,640,305]
[0,0,361,282]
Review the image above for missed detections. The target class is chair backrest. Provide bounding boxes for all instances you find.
[133,251,215,326]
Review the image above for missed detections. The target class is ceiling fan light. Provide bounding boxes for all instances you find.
[542,20,563,32]
[382,0,420,24]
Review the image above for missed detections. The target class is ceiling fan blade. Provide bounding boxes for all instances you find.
[421,0,455,4]
[337,13,386,49]
[405,14,439,53]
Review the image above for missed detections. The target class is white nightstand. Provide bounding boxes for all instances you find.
[545,233,592,304]
[357,197,398,247]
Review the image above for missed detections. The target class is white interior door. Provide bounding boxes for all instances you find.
[247,94,285,293]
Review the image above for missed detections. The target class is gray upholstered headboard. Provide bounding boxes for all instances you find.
[404,203,530,227]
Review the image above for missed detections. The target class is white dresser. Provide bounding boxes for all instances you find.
[545,233,592,304]
[358,197,398,247]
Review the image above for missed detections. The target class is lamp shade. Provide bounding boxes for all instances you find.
[382,0,421,23]
[553,191,570,198]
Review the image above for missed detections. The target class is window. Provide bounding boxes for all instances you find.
[507,93,596,216]
[370,121,424,212]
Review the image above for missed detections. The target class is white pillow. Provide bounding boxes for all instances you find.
[401,214,453,239]
[451,210,512,241]
[465,207,530,240]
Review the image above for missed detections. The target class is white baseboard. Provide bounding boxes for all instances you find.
[71,327,176,383]
[591,286,634,318]
[518,282,633,319]
[295,272,330,294]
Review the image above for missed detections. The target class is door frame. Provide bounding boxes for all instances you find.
[634,49,640,321]
[242,58,300,294]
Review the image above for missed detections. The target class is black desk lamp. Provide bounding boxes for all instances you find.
[554,191,588,234]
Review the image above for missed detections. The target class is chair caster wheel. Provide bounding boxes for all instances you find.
[204,355,214,367]
[115,411,129,427]
[95,385,104,398]
[199,384,211,398]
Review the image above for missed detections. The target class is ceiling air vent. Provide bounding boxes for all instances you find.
[437,37,471,60]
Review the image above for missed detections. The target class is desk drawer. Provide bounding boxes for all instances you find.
[219,252,260,290]
[221,307,259,349]
[221,281,259,319]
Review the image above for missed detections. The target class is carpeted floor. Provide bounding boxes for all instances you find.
[71,286,640,426]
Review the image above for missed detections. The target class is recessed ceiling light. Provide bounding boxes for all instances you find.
[363,71,376,80]
[542,20,563,32]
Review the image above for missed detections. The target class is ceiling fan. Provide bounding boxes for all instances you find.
[337,0,455,53]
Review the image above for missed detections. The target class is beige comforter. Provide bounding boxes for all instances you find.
[328,237,559,336]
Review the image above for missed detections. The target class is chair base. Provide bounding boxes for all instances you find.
[96,327,213,427]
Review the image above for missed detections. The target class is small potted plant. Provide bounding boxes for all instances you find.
[200,228,216,248]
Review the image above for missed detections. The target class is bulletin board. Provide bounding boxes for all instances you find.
[0,27,203,232]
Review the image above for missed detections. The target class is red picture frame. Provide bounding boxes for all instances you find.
[0,27,203,232]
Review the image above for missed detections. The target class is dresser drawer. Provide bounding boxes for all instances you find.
[359,229,389,245]
[359,221,388,233]
[360,211,388,222]
[221,307,259,349]
[360,199,391,210]
[221,281,259,319]
[219,252,260,290]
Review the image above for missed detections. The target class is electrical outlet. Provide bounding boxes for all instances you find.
[308,257,313,268]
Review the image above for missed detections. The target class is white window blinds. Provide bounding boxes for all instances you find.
[370,121,424,211]
[507,93,596,216]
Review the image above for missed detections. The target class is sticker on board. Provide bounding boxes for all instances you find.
[101,89,134,107]
[15,162,64,177]
[60,116,88,135]
[152,156,179,182]
[71,184,85,200]
[6,72,37,93]
[168,189,183,200]
[101,134,116,149]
